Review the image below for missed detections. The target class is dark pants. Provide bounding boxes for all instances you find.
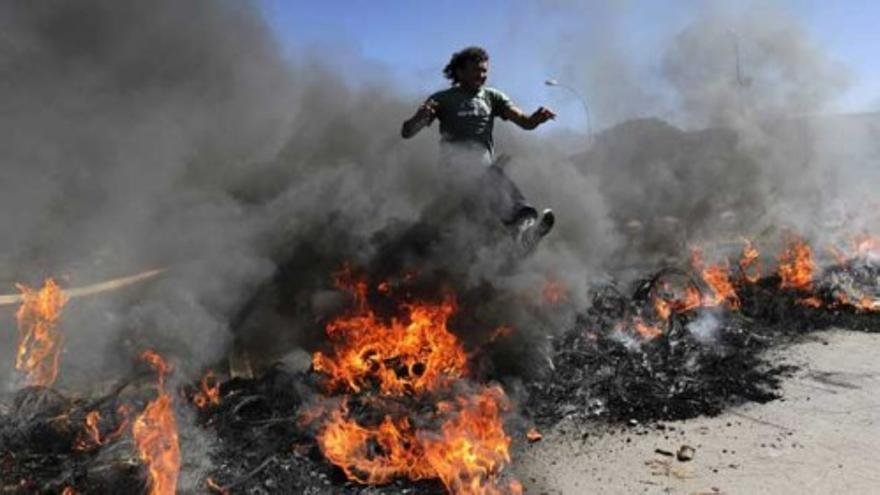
[427,143,536,232]
[470,162,536,226]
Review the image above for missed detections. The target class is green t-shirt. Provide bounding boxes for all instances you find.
[427,86,514,155]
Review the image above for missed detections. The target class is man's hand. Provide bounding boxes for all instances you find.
[401,99,438,139]
[505,105,556,130]
[529,106,556,127]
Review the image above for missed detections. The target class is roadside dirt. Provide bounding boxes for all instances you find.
[516,329,880,494]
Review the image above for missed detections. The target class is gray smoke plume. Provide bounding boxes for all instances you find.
[0,0,571,397]
[0,0,295,370]
[0,1,458,490]
[1,0,878,488]
[0,0,875,385]
[1,0,876,383]
[547,2,878,270]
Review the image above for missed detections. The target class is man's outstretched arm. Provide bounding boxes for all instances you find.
[503,106,556,130]
[401,99,438,138]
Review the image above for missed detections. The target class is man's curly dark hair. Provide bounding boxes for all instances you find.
[443,46,489,85]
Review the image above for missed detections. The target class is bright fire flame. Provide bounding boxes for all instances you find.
[193,369,221,409]
[700,263,740,309]
[311,269,518,493]
[423,387,516,495]
[75,405,131,451]
[739,238,762,283]
[648,284,702,336]
[633,317,663,339]
[15,278,68,387]
[318,387,517,494]
[778,235,815,291]
[691,249,740,309]
[797,296,822,308]
[132,351,180,495]
[312,269,468,396]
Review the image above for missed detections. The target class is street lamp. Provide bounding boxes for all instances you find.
[545,79,593,145]
[726,30,751,88]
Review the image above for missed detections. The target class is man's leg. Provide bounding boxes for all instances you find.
[483,161,536,225]
[482,160,554,253]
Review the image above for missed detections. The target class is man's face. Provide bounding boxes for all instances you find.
[457,60,488,91]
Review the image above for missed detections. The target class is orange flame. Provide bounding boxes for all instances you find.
[487,325,514,345]
[656,286,703,318]
[318,387,516,494]
[856,296,879,312]
[700,263,740,309]
[133,351,180,495]
[653,297,671,321]
[778,235,815,291]
[739,239,762,283]
[542,280,568,305]
[633,317,663,339]
[312,271,468,396]
[14,278,68,387]
[75,406,131,451]
[797,296,822,308]
[423,387,515,495]
[76,410,103,450]
[205,478,230,495]
[193,370,221,409]
[690,249,740,309]
[312,269,518,493]
[836,291,879,312]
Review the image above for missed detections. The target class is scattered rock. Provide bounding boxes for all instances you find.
[677,445,696,462]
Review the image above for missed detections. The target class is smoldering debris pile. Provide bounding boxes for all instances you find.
[527,283,792,425]
[0,368,443,495]
[1,267,522,495]
[2,234,879,494]
[529,237,880,426]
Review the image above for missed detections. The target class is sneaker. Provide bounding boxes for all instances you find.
[536,208,555,236]
[518,208,555,254]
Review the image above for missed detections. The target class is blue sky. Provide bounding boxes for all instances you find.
[260,1,880,131]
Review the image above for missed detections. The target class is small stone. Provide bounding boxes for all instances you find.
[676,444,696,462]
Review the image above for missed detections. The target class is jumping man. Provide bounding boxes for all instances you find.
[401,46,557,252]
